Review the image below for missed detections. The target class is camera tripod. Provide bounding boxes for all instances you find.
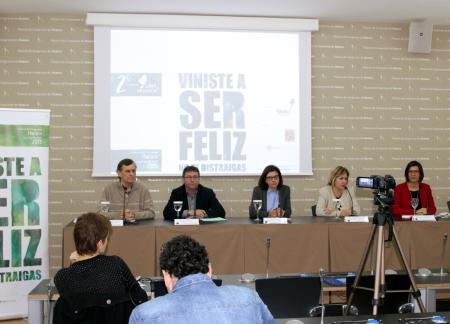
[344,205,426,316]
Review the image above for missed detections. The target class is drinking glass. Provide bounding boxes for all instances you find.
[99,201,110,214]
[173,201,183,219]
[411,197,419,216]
[253,200,263,220]
[332,199,341,219]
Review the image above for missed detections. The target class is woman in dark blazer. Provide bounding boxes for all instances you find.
[249,165,291,220]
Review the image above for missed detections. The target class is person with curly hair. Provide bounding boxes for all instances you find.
[129,235,275,324]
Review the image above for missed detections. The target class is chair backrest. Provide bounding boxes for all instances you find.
[255,276,321,318]
[53,296,136,324]
[346,274,411,315]
[311,205,317,216]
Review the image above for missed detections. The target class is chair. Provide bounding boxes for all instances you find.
[53,295,138,324]
[255,276,321,318]
[311,204,317,216]
[346,274,412,315]
[52,282,147,324]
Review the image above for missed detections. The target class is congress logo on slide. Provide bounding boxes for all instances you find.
[111,73,161,96]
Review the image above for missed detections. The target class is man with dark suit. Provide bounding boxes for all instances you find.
[163,166,226,220]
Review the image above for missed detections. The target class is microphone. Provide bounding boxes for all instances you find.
[438,233,448,276]
[265,237,271,278]
[346,186,354,215]
[319,268,325,324]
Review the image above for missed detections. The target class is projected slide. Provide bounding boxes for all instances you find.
[93,28,311,176]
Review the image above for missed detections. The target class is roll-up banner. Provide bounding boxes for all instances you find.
[0,108,50,319]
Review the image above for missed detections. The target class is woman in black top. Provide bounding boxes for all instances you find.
[53,212,147,324]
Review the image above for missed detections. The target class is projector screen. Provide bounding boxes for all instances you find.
[93,27,312,176]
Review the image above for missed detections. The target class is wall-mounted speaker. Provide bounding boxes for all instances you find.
[408,21,433,53]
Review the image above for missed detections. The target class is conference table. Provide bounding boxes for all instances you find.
[62,217,450,277]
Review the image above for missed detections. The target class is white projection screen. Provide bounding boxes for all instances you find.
[92,21,312,176]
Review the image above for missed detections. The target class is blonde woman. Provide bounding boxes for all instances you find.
[316,166,360,217]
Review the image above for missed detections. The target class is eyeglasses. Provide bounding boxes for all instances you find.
[408,170,420,173]
[184,176,200,180]
[266,175,279,181]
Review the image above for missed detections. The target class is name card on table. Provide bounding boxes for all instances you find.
[344,216,369,223]
[110,220,124,226]
[174,219,200,226]
[263,217,289,224]
[412,215,436,222]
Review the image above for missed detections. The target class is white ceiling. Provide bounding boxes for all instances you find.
[1,0,450,24]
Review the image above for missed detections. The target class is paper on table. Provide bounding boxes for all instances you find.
[199,217,227,224]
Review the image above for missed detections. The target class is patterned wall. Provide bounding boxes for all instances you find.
[1,15,449,275]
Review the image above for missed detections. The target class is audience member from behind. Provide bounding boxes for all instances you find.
[163,165,225,220]
[100,158,155,222]
[316,166,360,217]
[129,235,275,324]
[249,165,291,220]
[392,160,436,221]
[53,212,147,324]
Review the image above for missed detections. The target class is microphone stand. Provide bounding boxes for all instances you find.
[346,187,354,216]
[265,238,271,278]
[47,279,54,324]
[319,268,325,324]
[122,186,129,225]
[435,233,448,276]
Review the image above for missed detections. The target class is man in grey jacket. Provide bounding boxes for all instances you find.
[100,158,155,221]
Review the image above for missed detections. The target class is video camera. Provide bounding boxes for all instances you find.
[356,175,395,193]
[356,175,396,206]
[356,175,396,229]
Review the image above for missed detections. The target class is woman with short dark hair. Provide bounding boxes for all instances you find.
[392,161,436,221]
[249,165,291,220]
[53,212,147,324]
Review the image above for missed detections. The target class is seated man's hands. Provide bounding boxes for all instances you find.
[187,209,207,219]
[268,208,285,217]
[124,209,136,222]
